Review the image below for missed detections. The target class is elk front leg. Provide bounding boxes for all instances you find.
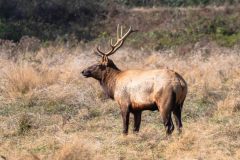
[120,107,130,135]
[133,111,142,133]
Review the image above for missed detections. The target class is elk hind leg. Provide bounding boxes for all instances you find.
[133,111,142,133]
[164,112,174,135]
[173,102,183,134]
[156,92,175,135]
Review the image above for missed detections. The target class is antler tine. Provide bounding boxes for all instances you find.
[117,24,120,40]
[110,39,114,47]
[120,26,131,40]
[97,44,115,57]
[106,26,136,56]
[93,49,103,57]
[94,25,137,58]
[121,26,123,37]
[107,40,124,56]
[96,46,106,56]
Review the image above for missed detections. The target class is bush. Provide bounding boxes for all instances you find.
[126,12,240,50]
[0,20,23,41]
[1,0,240,46]
[0,0,107,41]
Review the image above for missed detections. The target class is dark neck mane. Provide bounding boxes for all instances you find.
[100,67,120,99]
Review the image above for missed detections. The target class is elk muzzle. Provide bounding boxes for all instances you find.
[81,69,91,78]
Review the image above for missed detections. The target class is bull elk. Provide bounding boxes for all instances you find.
[82,25,187,135]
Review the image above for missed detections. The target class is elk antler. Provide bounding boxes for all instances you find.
[95,25,137,58]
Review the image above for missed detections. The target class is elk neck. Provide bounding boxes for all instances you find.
[100,66,121,99]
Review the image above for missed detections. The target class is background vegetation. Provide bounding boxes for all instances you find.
[0,0,240,48]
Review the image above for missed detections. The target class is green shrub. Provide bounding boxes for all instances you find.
[125,13,240,50]
[0,0,107,41]
[0,20,23,41]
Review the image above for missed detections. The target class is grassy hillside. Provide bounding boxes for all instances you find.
[0,5,240,160]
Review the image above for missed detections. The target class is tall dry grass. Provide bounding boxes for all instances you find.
[0,41,239,160]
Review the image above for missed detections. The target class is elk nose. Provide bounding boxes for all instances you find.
[82,70,90,77]
[81,70,87,76]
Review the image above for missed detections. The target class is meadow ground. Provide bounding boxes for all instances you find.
[0,40,239,160]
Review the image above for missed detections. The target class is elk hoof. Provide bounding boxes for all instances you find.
[122,131,128,136]
[178,128,182,135]
[166,125,174,135]
[133,130,140,134]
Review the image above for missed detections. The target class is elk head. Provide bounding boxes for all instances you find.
[82,25,137,80]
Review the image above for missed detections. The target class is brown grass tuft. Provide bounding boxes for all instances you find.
[216,95,240,116]
[55,138,97,160]
[2,63,59,99]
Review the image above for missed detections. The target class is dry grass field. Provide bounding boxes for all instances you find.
[0,38,239,160]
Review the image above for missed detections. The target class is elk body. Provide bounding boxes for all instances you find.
[82,26,187,135]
